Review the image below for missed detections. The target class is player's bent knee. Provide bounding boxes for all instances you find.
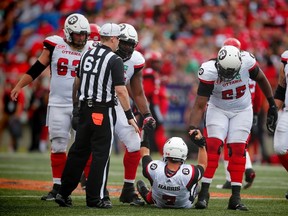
[51,137,69,153]
[274,144,287,155]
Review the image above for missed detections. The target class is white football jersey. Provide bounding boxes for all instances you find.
[123,50,145,84]
[146,160,200,208]
[280,50,288,110]
[114,50,145,152]
[199,51,256,111]
[44,35,92,107]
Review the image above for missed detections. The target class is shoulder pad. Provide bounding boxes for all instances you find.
[198,60,218,82]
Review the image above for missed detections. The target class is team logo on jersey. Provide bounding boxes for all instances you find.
[150,163,158,170]
[198,68,204,75]
[56,44,66,49]
[182,168,190,175]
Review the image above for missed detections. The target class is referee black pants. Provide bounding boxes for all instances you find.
[59,104,116,205]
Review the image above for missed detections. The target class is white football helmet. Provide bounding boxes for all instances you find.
[116,23,138,61]
[216,45,242,82]
[64,13,90,49]
[163,137,188,163]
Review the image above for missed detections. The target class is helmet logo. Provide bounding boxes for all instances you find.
[68,15,78,25]
[218,49,227,60]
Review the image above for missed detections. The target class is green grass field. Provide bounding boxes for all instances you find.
[0,152,287,216]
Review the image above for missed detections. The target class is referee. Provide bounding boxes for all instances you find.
[55,23,140,209]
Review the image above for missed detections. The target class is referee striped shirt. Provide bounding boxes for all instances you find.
[77,44,125,105]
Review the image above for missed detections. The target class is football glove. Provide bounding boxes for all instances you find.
[189,130,206,148]
[266,104,278,134]
[143,113,156,131]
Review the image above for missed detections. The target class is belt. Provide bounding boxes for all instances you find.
[81,99,115,108]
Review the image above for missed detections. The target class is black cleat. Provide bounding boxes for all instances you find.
[228,195,248,211]
[136,180,149,204]
[87,199,112,209]
[194,192,210,209]
[285,191,288,200]
[41,184,60,201]
[120,184,145,206]
[103,196,112,207]
[216,180,231,189]
[55,194,72,207]
[243,168,256,189]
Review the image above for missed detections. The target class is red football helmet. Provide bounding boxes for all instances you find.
[89,23,100,41]
[223,37,241,50]
[144,51,162,71]
[144,51,162,62]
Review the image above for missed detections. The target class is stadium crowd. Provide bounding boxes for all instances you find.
[0,0,287,163]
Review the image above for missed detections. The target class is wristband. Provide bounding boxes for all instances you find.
[124,109,134,120]
[189,125,197,130]
[143,112,152,118]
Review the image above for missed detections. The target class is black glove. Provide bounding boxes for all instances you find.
[71,106,79,130]
[142,113,156,131]
[266,104,278,134]
[251,114,258,135]
[189,130,206,148]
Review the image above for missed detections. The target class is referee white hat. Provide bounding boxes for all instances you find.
[100,23,121,36]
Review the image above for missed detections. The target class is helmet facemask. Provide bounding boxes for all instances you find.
[116,40,137,61]
[69,31,89,49]
[116,23,138,61]
[216,45,242,82]
[216,61,241,82]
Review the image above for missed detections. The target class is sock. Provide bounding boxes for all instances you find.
[278,152,288,171]
[84,154,92,178]
[245,150,252,169]
[227,143,246,185]
[51,152,66,184]
[223,143,231,181]
[203,137,223,179]
[123,149,141,183]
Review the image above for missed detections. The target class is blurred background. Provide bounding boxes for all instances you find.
[0,0,287,164]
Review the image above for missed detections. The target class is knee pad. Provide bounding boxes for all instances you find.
[51,137,69,153]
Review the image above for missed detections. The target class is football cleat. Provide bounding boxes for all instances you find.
[87,199,112,209]
[227,195,248,211]
[194,192,210,209]
[41,184,60,201]
[216,180,231,189]
[136,180,149,204]
[119,184,145,206]
[243,168,256,189]
[55,193,72,207]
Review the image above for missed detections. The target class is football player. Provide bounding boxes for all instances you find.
[188,45,277,211]
[11,13,92,201]
[136,131,207,208]
[273,49,288,199]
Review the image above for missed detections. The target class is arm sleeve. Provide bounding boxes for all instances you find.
[197,81,214,97]
[142,155,152,178]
